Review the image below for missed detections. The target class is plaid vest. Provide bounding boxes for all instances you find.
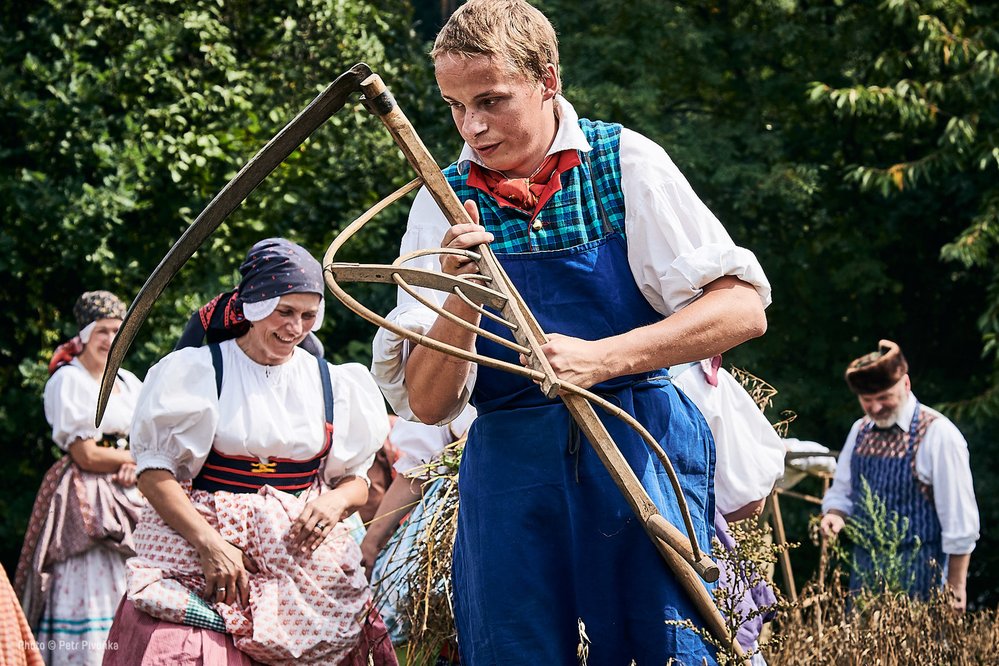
[444,119,626,254]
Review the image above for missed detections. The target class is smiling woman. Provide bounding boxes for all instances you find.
[102,239,395,666]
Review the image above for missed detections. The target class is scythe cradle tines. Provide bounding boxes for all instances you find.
[96,62,745,661]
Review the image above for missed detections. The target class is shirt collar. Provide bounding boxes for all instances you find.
[891,392,918,430]
[456,95,591,175]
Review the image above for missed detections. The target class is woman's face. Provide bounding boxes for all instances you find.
[79,318,122,369]
[242,293,321,365]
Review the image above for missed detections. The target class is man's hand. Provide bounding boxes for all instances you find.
[945,553,970,612]
[520,333,611,390]
[946,583,967,612]
[439,201,493,277]
[820,511,846,538]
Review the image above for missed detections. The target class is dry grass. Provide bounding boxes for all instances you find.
[765,574,999,665]
[384,441,463,666]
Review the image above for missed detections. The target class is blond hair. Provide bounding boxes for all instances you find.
[431,0,561,91]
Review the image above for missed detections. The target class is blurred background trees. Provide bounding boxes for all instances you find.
[2,0,996,605]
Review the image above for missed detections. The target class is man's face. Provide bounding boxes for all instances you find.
[858,375,911,427]
[435,53,558,178]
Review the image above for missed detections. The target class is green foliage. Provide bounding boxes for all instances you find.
[830,477,923,600]
[0,0,443,568]
[808,0,999,414]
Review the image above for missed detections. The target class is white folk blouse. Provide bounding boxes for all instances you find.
[130,340,390,486]
[43,358,142,450]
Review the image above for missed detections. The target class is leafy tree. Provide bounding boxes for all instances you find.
[0,0,444,569]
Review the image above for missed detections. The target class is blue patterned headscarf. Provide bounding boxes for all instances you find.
[174,238,326,357]
[237,237,324,303]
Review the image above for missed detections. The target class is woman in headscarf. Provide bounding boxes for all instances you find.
[14,290,145,666]
[103,238,395,666]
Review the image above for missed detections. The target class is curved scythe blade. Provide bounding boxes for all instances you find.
[95,62,374,424]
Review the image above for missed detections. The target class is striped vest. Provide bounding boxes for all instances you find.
[849,403,944,597]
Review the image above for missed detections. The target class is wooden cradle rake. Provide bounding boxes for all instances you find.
[95,63,746,661]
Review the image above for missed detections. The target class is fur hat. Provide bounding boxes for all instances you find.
[844,339,909,395]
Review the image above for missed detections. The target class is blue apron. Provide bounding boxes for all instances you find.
[849,403,944,597]
[452,232,718,665]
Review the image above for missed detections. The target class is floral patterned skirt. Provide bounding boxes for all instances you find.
[112,484,395,665]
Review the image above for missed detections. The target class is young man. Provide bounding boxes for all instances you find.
[821,340,979,610]
[371,1,771,663]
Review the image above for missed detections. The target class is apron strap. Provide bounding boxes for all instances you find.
[209,342,223,398]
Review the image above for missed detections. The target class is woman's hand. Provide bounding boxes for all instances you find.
[113,462,137,487]
[439,200,493,277]
[196,534,258,607]
[520,333,612,390]
[287,491,349,557]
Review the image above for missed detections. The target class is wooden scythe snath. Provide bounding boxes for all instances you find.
[96,63,746,661]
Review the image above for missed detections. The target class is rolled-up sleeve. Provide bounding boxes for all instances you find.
[917,418,980,555]
[370,186,476,423]
[619,128,771,316]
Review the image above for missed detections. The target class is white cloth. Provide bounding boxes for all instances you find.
[389,405,476,476]
[130,340,389,485]
[372,96,772,422]
[821,392,980,555]
[36,547,126,666]
[242,296,325,331]
[672,364,785,515]
[780,438,837,490]
[43,358,142,450]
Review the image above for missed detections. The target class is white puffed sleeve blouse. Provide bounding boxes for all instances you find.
[130,340,390,486]
[43,358,142,450]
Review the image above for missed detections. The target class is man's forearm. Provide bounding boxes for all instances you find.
[946,553,970,589]
[601,276,766,379]
[407,294,480,424]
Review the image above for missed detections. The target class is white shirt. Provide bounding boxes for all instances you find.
[43,358,142,449]
[371,96,772,422]
[130,340,390,486]
[672,364,785,515]
[821,392,980,555]
[389,405,476,476]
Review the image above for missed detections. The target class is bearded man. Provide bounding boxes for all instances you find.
[820,340,979,610]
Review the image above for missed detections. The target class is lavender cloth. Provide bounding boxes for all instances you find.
[714,511,778,652]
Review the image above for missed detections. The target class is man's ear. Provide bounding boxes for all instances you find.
[541,63,559,100]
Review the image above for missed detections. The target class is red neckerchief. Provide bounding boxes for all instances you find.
[48,337,84,375]
[467,149,581,221]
